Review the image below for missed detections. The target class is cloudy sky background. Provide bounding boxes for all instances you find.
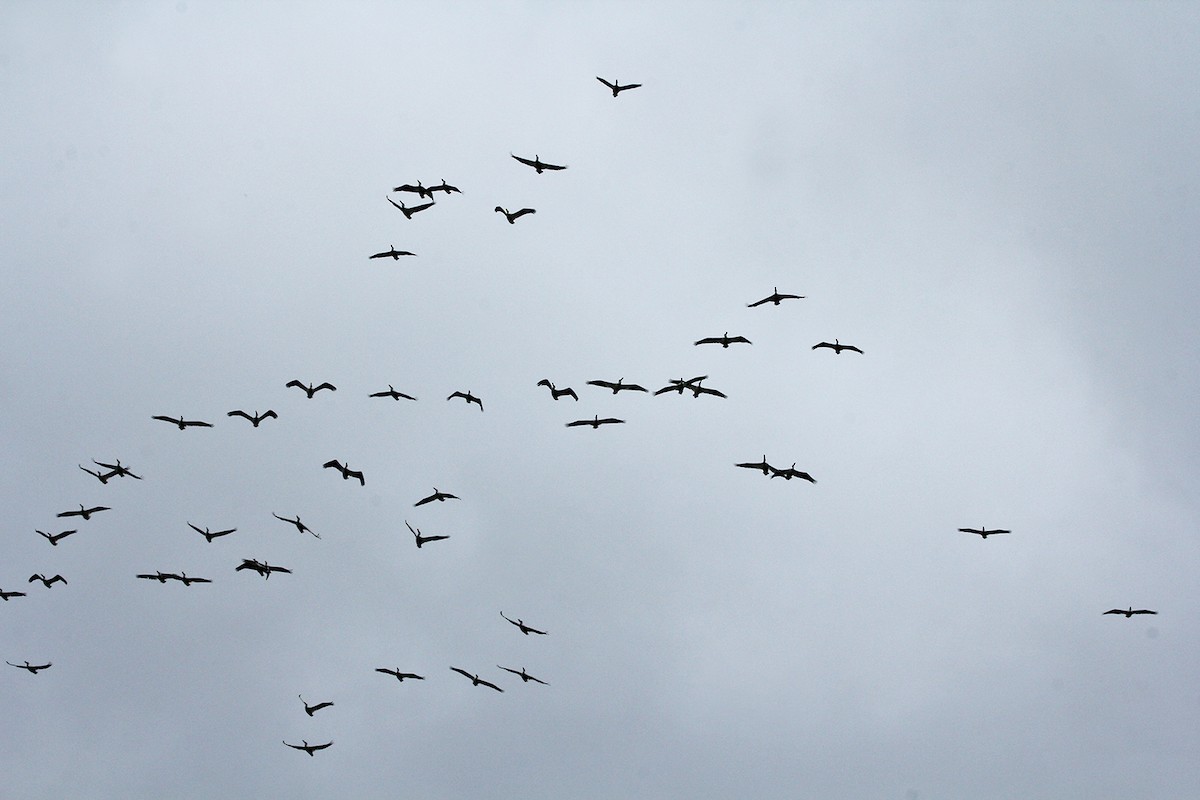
[3,2,1199,797]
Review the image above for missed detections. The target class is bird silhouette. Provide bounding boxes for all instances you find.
[450,667,504,692]
[429,179,461,195]
[769,463,816,483]
[1103,607,1158,617]
[235,559,292,579]
[273,513,318,538]
[0,588,28,601]
[694,332,751,348]
[283,740,332,756]
[596,76,642,96]
[36,529,76,546]
[28,574,67,588]
[958,527,1011,539]
[188,522,236,543]
[323,459,365,486]
[369,245,416,260]
[735,455,774,476]
[653,376,709,396]
[812,339,863,354]
[406,521,449,548]
[566,415,625,429]
[495,206,536,224]
[497,665,549,685]
[56,504,110,520]
[391,181,433,199]
[501,611,547,635]
[375,667,425,682]
[537,379,579,401]
[172,573,212,586]
[587,378,648,394]
[285,380,336,398]
[386,195,435,218]
[92,459,141,479]
[78,464,115,483]
[369,385,417,401]
[226,409,278,427]
[447,390,484,410]
[414,488,459,507]
[299,695,334,716]
[747,287,805,307]
[511,153,567,173]
[151,415,213,429]
[136,571,180,584]
[6,661,51,674]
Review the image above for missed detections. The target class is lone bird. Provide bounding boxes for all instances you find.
[958,527,1011,539]
[28,574,67,588]
[369,245,416,260]
[812,339,863,355]
[447,390,484,411]
[273,513,319,539]
[386,195,435,219]
[151,415,213,429]
[36,529,76,546]
[299,695,334,716]
[596,76,642,96]
[497,665,549,685]
[501,611,547,636]
[375,667,425,682]
[0,588,28,601]
[323,459,365,486]
[92,459,141,480]
[391,181,433,199]
[406,521,449,548]
[188,522,236,543]
[770,463,817,483]
[587,378,648,394]
[283,740,332,756]
[747,287,805,307]
[450,667,504,692]
[1104,607,1158,617]
[285,380,336,398]
[495,206,536,224]
[566,415,625,429]
[414,488,459,507]
[429,179,461,195]
[6,661,51,674]
[227,409,277,427]
[369,385,417,401]
[537,379,579,401]
[57,504,110,521]
[735,455,774,475]
[511,153,567,173]
[695,332,751,348]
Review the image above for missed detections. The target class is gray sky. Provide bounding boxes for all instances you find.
[3,3,1199,798]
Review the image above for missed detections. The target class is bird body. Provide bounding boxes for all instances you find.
[596,76,642,96]
[1103,607,1158,617]
[736,455,774,475]
[235,559,292,579]
[370,385,417,401]
[285,380,336,398]
[769,463,816,483]
[57,504,110,520]
[537,380,579,401]
[406,521,450,548]
[414,488,459,507]
[495,206,536,224]
[7,661,51,674]
[958,527,1011,539]
[497,665,549,685]
[511,153,567,173]
[747,287,804,307]
[450,667,504,692]
[376,667,425,681]
[369,245,416,260]
[566,415,625,429]
[299,695,334,716]
[0,588,28,601]
[36,529,76,546]
[323,459,365,486]
[188,522,236,542]
[92,459,141,479]
[501,611,547,635]
[694,332,751,348]
[812,339,863,354]
[227,409,278,427]
[28,574,67,588]
[386,195,435,218]
[447,390,484,410]
[152,415,213,429]
[586,378,648,394]
[391,181,433,199]
[273,513,318,538]
[283,740,332,756]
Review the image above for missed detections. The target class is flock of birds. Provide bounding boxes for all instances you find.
[7,73,1158,764]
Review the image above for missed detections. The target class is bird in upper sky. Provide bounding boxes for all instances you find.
[226,409,278,427]
[188,522,236,543]
[299,695,334,716]
[369,385,417,401]
[694,333,751,348]
[28,574,67,588]
[596,76,642,96]
[391,181,433,199]
[235,559,292,579]
[285,380,336,398]
[151,415,213,429]
[429,179,461,195]
[0,588,28,601]
[747,287,805,307]
[273,513,318,538]
[566,415,625,429]
[369,245,416,260]
[447,390,484,411]
[537,379,579,401]
[414,488,459,507]
[587,378,648,394]
[375,667,425,682]
[78,464,115,483]
[1103,607,1158,617]
[501,611,547,635]
[283,740,333,756]
[6,661,51,674]
[450,667,504,692]
[36,529,76,546]
[511,153,567,173]
[136,571,180,584]
[92,459,141,480]
[958,527,1011,539]
[171,573,212,586]
[654,376,708,396]
[769,463,816,483]
[735,455,774,476]
[323,459,365,486]
[812,339,863,354]
[495,206,536,224]
[386,195,436,219]
[406,521,449,548]
[56,504,110,521]
[497,665,549,685]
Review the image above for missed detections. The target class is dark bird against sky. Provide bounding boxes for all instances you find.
[323,459,365,486]
[273,513,318,538]
[497,665,549,685]
[386,195,436,219]
[414,488,459,507]
[369,246,416,260]
[406,520,449,548]
[6,661,51,674]
[369,385,417,401]
[447,390,484,411]
[226,409,278,427]
[285,380,336,398]
[596,76,642,96]
[35,530,76,546]
[747,287,805,307]
[283,740,332,756]
[958,527,1011,539]
[566,415,625,429]
[511,153,567,173]
[1103,607,1158,617]
[537,379,579,401]
[812,339,863,354]
[495,206,536,224]
[151,415,213,429]
[694,332,751,348]
[450,667,504,692]
[56,504,110,520]
[28,574,67,588]
[501,611,547,635]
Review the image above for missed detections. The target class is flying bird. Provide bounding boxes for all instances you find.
[369,385,417,401]
[188,522,236,543]
[78,464,115,483]
[495,206,536,224]
[450,667,504,692]
[6,661,51,674]
[226,409,278,427]
[323,459,365,486]
[769,463,817,483]
[285,380,336,398]
[273,513,318,539]
[429,179,461,195]
[172,573,212,586]
[92,459,141,480]
[385,195,436,219]
[369,245,416,260]
[447,390,483,410]
[694,332,751,348]
[151,415,213,429]
[36,529,76,546]
[511,153,567,173]
[747,287,805,307]
[566,415,625,429]
[497,665,549,685]
[812,339,863,355]
[536,379,579,401]
[586,378,648,394]
[375,667,425,682]
[596,76,642,96]
[56,504,110,520]
[501,611,547,635]
[0,588,28,601]
[414,488,459,507]
[653,376,709,396]
[235,559,292,579]
[1103,607,1158,617]
[735,455,774,476]
[299,695,334,716]
[283,740,332,756]
[406,521,449,548]
[958,527,1011,539]
[136,571,180,584]
[28,574,67,588]
[391,181,433,199]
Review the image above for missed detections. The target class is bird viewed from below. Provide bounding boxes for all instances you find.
[500,611,547,635]
[283,740,333,756]
[654,376,708,396]
[694,332,751,348]
[429,179,461,195]
[136,571,180,584]
[958,526,1011,539]
[323,459,365,486]
[747,287,805,307]
[298,695,334,716]
[6,661,51,674]
[566,415,625,429]
[235,559,292,579]
[56,504,110,520]
[537,379,579,401]
[151,415,213,429]
[172,573,212,586]
[414,488,459,507]
[188,523,236,543]
[511,153,567,173]
[447,390,483,411]
[385,195,436,219]
[736,455,774,475]
[273,513,318,538]
[92,459,141,480]
[78,464,115,483]
[1103,607,1158,617]
[0,588,28,601]
[35,530,76,547]
[28,574,67,588]
[497,665,549,685]
[812,339,864,354]
[406,520,449,548]
[285,380,336,398]
[391,181,433,199]
[375,667,425,682]
[596,76,642,96]
[369,245,416,260]
[226,409,278,427]
[586,378,648,394]
[369,385,417,401]
[450,667,504,692]
[769,463,817,483]
[495,206,536,224]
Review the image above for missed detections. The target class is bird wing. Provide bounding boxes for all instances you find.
[283,741,305,751]
[310,741,333,751]
[414,493,435,506]
[423,534,450,543]
[511,153,537,167]
[511,208,536,219]
[621,383,648,392]
[694,337,720,346]
[314,383,336,392]
[182,420,213,427]
[695,386,727,397]
[262,410,278,419]
[587,380,616,390]
[409,200,435,213]
[747,296,771,307]
[844,345,864,353]
[227,410,251,420]
[323,460,343,469]
[48,575,66,585]
[729,336,751,344]
[447,391,466,401]
[541,161,567,170]
[150,415,178,424]
[285,380,305,389]
[597,418,625,425]
[1102,609,1126,615]
[56,509,81,517]
[500,611,519,626]
[479,679,504,692]
[596,76,617,90]
[1132,609,1158,615]
[794,471,817,483]
[957,528,983,534]
[812,342,834,350]
[267,565,293,574]
[450,666,474,680]
[385,196,405,211]
[560,388,578,400]
[375,667,399,676]
[565,420,589,427]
